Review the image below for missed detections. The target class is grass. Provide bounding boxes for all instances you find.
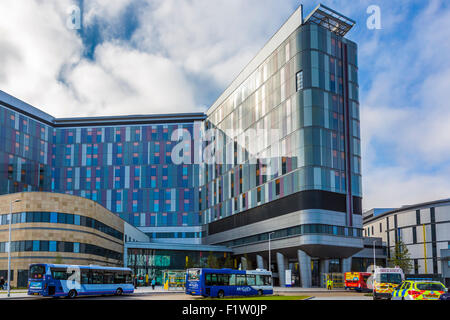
[0,290,28,294]
[197,295,310,301]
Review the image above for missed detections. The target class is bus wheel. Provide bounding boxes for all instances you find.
[217,290,224,299]
[116,288,123,296]
[68,290,77,299]
[257,290,263,296]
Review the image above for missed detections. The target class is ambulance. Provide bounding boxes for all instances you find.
[368,267,404,300]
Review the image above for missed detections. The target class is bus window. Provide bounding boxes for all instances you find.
[205,274,212,286]
[264,276,271,286]
[81,270,90,284]
[256,275,263,286]
[236,275,246,286]
[217,274,223,286]
[222,274,229,286]
[247,275,256,286]
[30,265,45,279]
[51,268,69,280]
[104,272,114,284]
[125,272,132,284]
[91,270,104,284]
[188,269,200,281]
[211,274,217,286]
[229,274,236,286]
[114,272,125,284]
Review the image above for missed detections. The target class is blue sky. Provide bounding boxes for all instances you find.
[0,0,449,210]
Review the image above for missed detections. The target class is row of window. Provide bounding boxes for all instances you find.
[218,223,363,247]
[0,240,122,261]
[50,267,132,284]
[0,211,123,240]
[145,232,202,239]
[205,273,271,287]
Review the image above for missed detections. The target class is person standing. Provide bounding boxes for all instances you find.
[133,275,138,289]
[0,276,4,290]
[327,277,333,290]
[145,274,149,287]
[151,278,156,290]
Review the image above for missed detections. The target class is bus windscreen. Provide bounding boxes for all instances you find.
[188,269,201,281]
[29,265,45,279]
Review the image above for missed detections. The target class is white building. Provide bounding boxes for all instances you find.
[363,198,450,287]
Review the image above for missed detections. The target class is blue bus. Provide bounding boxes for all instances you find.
[185,268,273,298]
[27,263,134,298]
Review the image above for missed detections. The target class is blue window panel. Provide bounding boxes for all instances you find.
[74,215,80,225]
[50,212,57,223]
[49,241,57,252]
[33,240,40,251]
[74,242,80,253]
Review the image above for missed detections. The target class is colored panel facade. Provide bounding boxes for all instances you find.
[0,97,204,232]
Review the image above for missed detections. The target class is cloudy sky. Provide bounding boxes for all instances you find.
[0,0,449,210]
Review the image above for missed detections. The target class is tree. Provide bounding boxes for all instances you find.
[54,254,63,264]
[206,252,220,269]
[388,239,413,273]
[223,255,234,269]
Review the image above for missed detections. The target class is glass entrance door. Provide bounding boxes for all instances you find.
[311,260,320,287]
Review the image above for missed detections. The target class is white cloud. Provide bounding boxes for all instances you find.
[131,0,295,87]
[65,42,199,117]
[360,0,450,209]
[0,0,199,117]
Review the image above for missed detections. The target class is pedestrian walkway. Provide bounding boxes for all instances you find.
[274,286,347,293]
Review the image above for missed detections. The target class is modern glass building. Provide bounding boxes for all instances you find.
[201,4,362,287]
[0,4,363,287]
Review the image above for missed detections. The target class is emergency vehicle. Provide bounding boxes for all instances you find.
[368,267,404,300]
[344,272,371,292]
[391,280,447,300]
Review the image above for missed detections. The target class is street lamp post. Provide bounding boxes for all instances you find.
[268,232,275,273]
[8,199,21,298]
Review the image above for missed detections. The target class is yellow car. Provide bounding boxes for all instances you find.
[391,280,448,300]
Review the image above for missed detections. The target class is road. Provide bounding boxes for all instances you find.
[2,289,372,300]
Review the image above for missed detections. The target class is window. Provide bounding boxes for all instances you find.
[114,272,125,284]
[229,274,236,286]
[416,210,421,225]
[296,71,303,91]
[379,223,382,233]
[211,274,217,286]
[52,268,69,280]
[81,270,90,284]
[236,275,246,286]
[205,274,212,286]
[104,272,114,284]
[246,275,256,286]
[39,241,49,252]
[91,270,104,284]
[412,227,417,244]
